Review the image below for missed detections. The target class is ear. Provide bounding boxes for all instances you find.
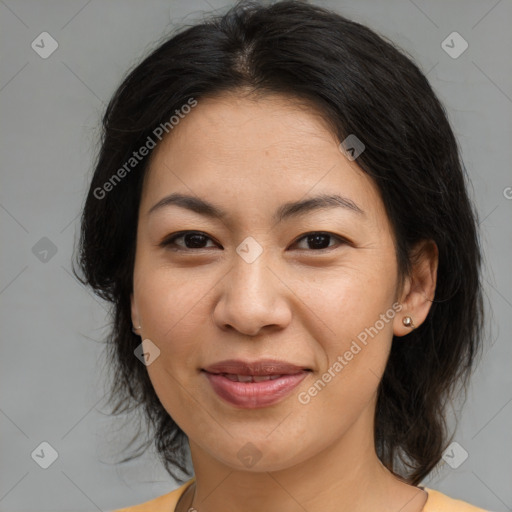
[393,240,438,337]
[131,292,141,332]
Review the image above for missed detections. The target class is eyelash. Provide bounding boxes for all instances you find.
[159,230,349,252]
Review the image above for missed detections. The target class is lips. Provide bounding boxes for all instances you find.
[202,359,311,408]
[203,358,310,376]
[221,373,286,382]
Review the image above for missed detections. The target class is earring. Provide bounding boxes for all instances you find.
[132,325,141,334]
[402,316,415,329]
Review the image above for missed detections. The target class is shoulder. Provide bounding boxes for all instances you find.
[423,487,491,511]
[110,478,195,512]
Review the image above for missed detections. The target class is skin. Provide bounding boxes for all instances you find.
[130,90,438,512]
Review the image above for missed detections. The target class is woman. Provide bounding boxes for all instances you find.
[74,1,489,510]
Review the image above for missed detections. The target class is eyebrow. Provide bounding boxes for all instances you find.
[147,192,365,223]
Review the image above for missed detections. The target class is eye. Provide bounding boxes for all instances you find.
[160,230,347,252]
[292,232,347,251]
[159,231,218,251]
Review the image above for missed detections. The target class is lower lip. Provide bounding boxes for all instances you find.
[203,371,309,409]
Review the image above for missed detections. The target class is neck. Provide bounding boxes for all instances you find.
[181,398,427,512]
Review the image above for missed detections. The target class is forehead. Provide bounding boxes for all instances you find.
[141,92,387,229]
[150,92,338,168]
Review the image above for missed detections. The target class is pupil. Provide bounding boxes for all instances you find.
[186,233,206,248]
[309,234,329,249]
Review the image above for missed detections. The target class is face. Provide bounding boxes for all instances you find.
[131,91,412,472]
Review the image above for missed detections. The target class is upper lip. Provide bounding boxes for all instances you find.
[203,359,311,376]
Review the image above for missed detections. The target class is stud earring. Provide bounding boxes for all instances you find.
[402,316,415,329]
[132,325,142,334]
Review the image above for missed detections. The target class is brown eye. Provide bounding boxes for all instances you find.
[293,232,347,251]
[160,231,218,250]
[160,230,347,252]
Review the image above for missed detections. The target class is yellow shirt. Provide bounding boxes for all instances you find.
[112,477,490,511]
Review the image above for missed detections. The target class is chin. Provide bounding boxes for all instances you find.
[208,435,319,473]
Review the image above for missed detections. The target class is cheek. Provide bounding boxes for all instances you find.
[293,253,397,348]
[292,258,397,409]
[135,261,208,343]
[132,264,209,413]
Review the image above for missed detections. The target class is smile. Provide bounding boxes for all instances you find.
[202,370,310,409]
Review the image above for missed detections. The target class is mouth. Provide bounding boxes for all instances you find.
[201,359,312,409]
[208,373,295,382]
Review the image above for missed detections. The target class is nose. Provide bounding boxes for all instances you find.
[212,251,292,337]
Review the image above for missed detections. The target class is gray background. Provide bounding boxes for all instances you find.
[1,0,511,511]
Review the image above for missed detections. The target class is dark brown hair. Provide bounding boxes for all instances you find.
[74,0,485,485]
